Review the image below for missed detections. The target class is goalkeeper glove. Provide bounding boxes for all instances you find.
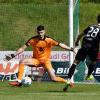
[5,54,15,61]
[70,47,74,51]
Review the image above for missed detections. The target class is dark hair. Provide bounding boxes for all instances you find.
[97,14,100,23]
[37,25,44,31]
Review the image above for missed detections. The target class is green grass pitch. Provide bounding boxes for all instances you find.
[0,81,100,100]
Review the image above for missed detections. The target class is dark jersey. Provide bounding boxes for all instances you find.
[82,24,100,49]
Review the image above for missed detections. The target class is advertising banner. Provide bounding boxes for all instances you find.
[0,51,70,81]
[93,62,100,82]
[0,51,69,61]
[0,60,19,81]
[0,51,100,83]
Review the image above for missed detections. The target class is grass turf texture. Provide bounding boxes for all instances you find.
[0,81,100,100]
[0,3,68,50]
[0,2,100,50]
[0,2,100,99]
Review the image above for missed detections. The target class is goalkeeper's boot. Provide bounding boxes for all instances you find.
[85,74,94,80]
[63,80,74,92]
[9,81,22,87]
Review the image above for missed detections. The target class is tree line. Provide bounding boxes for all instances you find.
[0,0,100,4]
[81,0,100,3]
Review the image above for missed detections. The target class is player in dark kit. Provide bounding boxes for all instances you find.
[63,14,100,91]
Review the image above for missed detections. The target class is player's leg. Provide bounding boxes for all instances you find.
[62,59,80,91]
[17,59,39,82]
[44,61,67,83]
[9,58,40,86]
[85,61,96,80]
[67,48,86,80]
[85,49,98,80]
[47,68,67,83]
[63,60,80,91]
[67,59,80,80]
[63,48,86,91]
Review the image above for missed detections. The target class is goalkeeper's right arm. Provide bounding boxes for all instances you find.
[5,45,27,61]
[14,45,27,56]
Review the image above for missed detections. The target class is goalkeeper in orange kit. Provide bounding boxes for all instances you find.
[5,25,75,87]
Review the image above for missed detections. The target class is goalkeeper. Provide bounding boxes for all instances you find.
[5,25,75,87]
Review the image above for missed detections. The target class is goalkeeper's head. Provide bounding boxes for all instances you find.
[97,14,100,23]
[37,25,46,40]
[37,25,44,31]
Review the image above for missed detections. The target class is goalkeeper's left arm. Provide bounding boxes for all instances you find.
[58,43,76,54]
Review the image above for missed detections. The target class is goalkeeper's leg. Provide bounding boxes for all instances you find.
[46,63,67,83]
[9,58,40,86]
[9,63,26,87]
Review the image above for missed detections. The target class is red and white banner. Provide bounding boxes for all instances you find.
[0,51,70,81]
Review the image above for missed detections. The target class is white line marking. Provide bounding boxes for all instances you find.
[0,91,98,95]
[23,92,98,96]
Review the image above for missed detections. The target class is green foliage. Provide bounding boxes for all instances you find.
[0,2,100,50]
[79,3,100,31]
[0,0,67,4]
[0,3,68,50]
[81,0,100,3]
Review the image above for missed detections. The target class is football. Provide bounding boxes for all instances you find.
[22,76,32,86]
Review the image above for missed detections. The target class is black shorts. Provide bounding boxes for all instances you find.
[75,47,98,61]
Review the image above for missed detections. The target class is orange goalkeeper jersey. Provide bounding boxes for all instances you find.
[25,35,59,61]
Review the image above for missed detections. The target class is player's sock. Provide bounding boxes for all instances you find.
[87,64,95,77]
[85,74,94,80]
[67,63,77,79]
[63,79,74,92]
[54,77,67,83]
[17,80,21,83]
[63,63,76,91]
[9,81,22,87]
[66,79,74,87]
[18,64,25,81]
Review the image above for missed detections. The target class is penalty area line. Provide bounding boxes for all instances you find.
[23,92,98,96]
[0,91,98,96]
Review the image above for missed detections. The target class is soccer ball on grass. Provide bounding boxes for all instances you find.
[22,76,32,86]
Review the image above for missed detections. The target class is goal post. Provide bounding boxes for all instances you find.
[69,0,80,66]
[69,0,88,83]
[69,0,85,82]
[69,0,74,66]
